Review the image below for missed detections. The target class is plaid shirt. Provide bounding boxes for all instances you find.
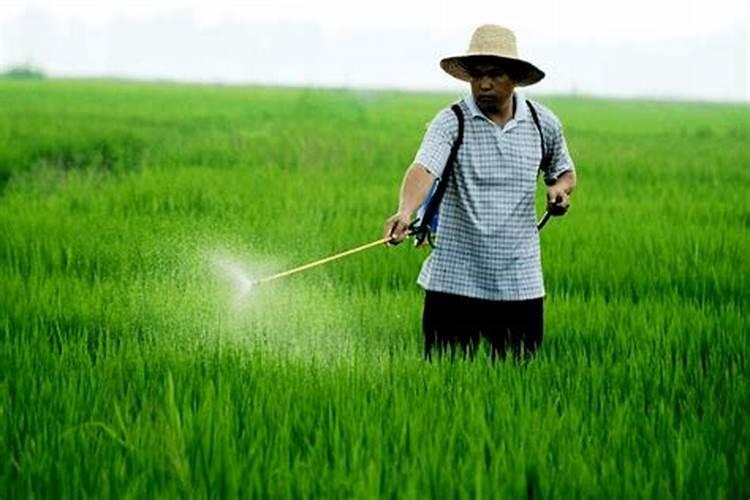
[414,92,574,301]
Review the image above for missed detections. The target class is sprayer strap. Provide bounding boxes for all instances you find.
[526,100,554,182]
[417,104,464,239]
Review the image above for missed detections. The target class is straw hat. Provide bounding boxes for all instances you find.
[440,24,545,86]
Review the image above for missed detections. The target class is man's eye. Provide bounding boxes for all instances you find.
[469,69,506,79]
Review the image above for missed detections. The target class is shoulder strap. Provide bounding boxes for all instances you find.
[526,100,553,176]
[413,103,464,246]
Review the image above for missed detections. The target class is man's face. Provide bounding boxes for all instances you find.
[466,59,518,115]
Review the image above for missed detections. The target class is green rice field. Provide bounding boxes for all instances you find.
[0,79,748,498]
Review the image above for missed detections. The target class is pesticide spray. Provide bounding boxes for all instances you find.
[212,255,255,305]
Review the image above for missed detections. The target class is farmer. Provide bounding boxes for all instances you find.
[384,24,576,359]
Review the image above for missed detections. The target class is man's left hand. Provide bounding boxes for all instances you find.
[546,185,570,216]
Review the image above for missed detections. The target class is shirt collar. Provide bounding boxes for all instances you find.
[464,91,528,123]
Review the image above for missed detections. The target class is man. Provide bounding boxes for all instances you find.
[384,24,576,359]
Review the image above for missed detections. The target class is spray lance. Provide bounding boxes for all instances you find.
[248,212,552,288]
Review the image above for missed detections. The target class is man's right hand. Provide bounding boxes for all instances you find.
[383,212,412,245]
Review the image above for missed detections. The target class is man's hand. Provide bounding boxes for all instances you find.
[384,212,412,245]
[383,163,436,247]
[546,186,570,215]
[546,170,576,216]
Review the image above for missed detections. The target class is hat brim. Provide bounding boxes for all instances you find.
[440,54,545,86]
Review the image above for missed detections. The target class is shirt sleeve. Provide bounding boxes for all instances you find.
[543,113,575,186]
[413,108,459,180]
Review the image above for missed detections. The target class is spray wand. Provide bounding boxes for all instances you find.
[249,212,552,287]
[250,237,391,286]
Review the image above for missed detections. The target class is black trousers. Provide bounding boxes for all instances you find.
[422,290,544,360]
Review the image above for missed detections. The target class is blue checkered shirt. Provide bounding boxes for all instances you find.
[414,92,575,301]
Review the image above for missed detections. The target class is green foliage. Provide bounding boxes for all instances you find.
[0,65,46,80]
[0,80,748,498]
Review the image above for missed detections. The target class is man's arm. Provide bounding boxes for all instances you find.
[384,106,457,244]
[383,163,436,244]
[546,170,577,215]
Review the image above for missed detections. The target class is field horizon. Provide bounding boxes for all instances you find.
[5,74,750,106]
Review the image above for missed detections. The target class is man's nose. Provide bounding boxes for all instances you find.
[480,76,493,90]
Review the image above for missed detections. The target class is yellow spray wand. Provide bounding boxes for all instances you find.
[250,236,392,286]
[250,212,551,287]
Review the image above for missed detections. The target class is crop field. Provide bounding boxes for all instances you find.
[0,80,748,498]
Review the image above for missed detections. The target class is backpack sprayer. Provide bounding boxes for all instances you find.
[249,99,556,288]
